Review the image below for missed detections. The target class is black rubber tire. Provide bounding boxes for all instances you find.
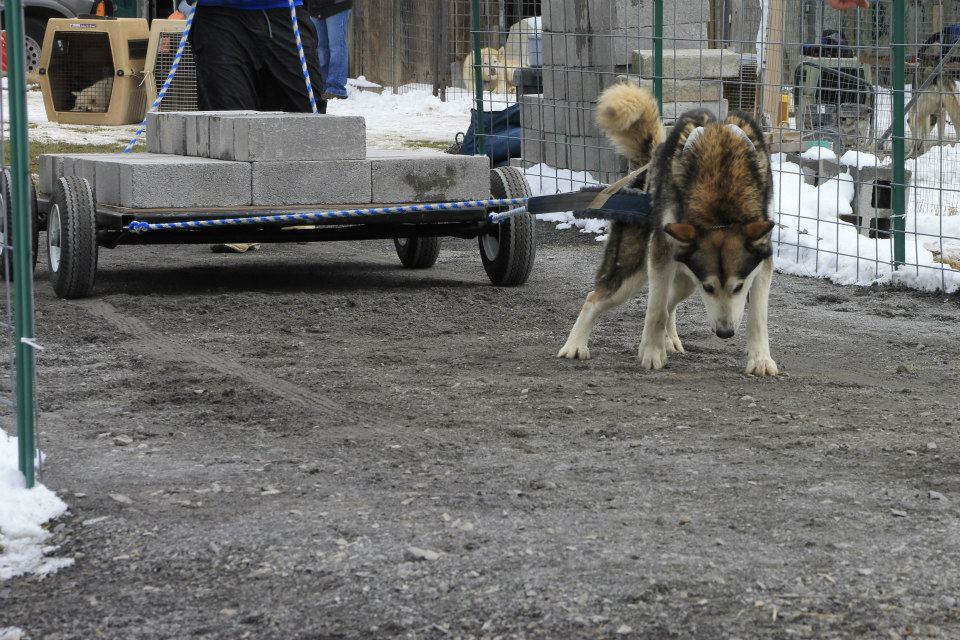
[394,236,442,269]
[48,176,98,299]
[24,17,46,75]
[480,166,535,286]
[0,168,40,277]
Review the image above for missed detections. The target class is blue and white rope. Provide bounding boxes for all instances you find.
[287,0,318,114]
[123,2,197,153]
[126,197,530,233]
[488,206,528,223]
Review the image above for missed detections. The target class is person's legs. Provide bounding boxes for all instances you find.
[189,6,261,110]
[260,7,327,113]
[322,9,350,97]
[311,15,331,86]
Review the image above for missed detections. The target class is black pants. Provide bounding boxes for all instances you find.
[190,5,327,113]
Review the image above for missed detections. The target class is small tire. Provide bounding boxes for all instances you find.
[48,176,98,299]
[24,17,46,76]
[480,166,535,286]
[394,236,442,269]
[0,168,40,278]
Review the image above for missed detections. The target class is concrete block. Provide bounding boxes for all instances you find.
[42,153,123,197]
[632,77,724,102]
[635,48,741,79]
[178,111,279,157]
[542,0,565,32]
[38,154,65,195]
[250,160,372,206]
[566,136,629,174]
[367,150,489,203]
[563,0,709,32]
[547,24,707,69]
[521,126,545,165]
[660,99,729,123]
[206,113,366,161]
[70,154,251,208]
[146,112,162,155]
[542,66,626,102]
[519,94,543,132]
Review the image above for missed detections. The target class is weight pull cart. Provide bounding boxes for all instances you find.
[8,165,538,300]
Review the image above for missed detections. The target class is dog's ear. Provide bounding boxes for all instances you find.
[498,46,505,58]
[664,223,697,244]
[745,220,775,243]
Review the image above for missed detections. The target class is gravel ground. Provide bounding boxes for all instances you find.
[2,223,959,639]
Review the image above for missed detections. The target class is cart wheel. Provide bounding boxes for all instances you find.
[394,236,442,269]
[480,166,535,286]
[0,168,40,277]
[48,176,98,299]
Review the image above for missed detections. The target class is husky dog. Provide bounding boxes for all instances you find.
[558,84,779,376]
[71,77,114,112]
[907,73,960,157]
[463,47,510,94]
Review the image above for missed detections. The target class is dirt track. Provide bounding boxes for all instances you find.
[3,223,960,639]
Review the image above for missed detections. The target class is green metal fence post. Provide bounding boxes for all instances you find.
[5,0,38,488]
[891,0,906,267]
[653,0,663,110]
[470,0,486,156]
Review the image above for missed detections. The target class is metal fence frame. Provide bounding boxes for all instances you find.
[3,0,40,487]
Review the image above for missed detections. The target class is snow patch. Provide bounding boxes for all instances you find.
[0,430,72,581]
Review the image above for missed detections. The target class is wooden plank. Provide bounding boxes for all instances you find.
[760,0,785,127]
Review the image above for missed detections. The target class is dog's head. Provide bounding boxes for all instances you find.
[476,47,504,81]
[664,220,774,339]
[664,113,774,339]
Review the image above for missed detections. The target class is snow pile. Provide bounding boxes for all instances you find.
[770,151,960,293]
[0,430,72,581]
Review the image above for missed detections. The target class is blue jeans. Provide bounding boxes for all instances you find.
[311,10,351,97]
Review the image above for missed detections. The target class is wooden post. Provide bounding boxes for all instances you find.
[760,0,785,128]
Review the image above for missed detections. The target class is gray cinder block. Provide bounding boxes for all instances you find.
[634,48,741,79]
[367,150,490,203]
[205,113,366,162]
[71,154,252,208]
[566,136,630,174]
[564,0,709,32]
[660,99,729,122]
[250,160,372,206]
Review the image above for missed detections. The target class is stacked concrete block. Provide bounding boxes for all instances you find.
[632,48,741,80]
[536,0,718,182]
[41,113,492,210]
[147,111,365,161]
[367,150,489,203]
[251,161,372,206]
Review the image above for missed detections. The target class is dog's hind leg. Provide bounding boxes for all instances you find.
[744,257,778,376]
[943,86,960,146]
[558,272,646,360]
[665,272,696,353]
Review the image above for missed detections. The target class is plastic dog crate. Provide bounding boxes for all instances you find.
[144,19,198,112]
[38,17,149,125]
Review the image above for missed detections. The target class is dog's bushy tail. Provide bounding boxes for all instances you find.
[595,84,665,166]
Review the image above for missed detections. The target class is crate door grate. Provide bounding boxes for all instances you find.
[154,30,197,112]
[48,31,115,113]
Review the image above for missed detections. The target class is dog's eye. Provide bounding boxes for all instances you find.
[732,283,744,294]
[703,284,715,294]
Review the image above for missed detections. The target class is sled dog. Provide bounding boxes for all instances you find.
[557,84,779,376]
[907,73,960,157]
[463,47,510,94]
[72,77,114,112]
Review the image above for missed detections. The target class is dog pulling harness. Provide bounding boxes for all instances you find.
[526,163,655,226]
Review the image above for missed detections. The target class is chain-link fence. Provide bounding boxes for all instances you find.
[349,0,959,292]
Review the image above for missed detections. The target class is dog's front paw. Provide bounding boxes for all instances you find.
[638,341,668,370]
[746,355,779,377]
[558,342,591,360]
[665,333,685,353]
